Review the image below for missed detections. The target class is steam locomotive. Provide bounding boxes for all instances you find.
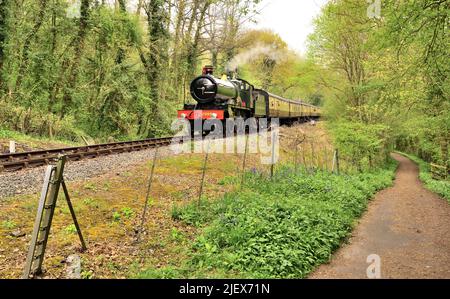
[177,66,321,135]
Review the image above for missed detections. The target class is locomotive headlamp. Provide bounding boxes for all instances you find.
[180,113,186,119]
[211,113,217,119]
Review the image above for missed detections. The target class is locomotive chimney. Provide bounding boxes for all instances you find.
[202,65,214,76]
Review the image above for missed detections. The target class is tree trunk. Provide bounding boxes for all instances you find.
[136,0,143,15]
[115,0,127,64]
[0,0,8,92]
[60,0,90,119]
[141,0,169,137]
[15,0,48,91]
[186,1,210,82]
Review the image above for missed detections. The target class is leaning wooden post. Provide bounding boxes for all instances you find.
[198,140,210,207]
[294,142,299,173]
[318,145,324,170]
[332,149,336,174]
[137,147,159,240]
[310,141,316,170]
[240,134,249,189]
[335,149,340,175]
[270,130,277,179]
[301,143,307,171]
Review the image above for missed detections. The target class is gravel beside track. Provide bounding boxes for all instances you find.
[0,145,176,199]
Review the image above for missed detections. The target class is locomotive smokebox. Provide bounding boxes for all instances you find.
[190,75,238,104]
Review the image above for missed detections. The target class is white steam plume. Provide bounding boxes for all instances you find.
[226,43,286,72]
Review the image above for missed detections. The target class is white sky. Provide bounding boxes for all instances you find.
[246,0,329,55]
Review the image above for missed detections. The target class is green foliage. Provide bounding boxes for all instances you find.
[111,207,134,223]
[171,201,213,227]
[0,102,85,142]
[399,152,450,203]
[146,163,396,278]
[308,0,449,166]
[0,1,264,140]
[329,121,392,170]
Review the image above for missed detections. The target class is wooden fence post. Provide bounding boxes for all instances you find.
[270,130,277,179]
[335,149,340,175]
[310,142,315,169]
[294,143,299,173]
[198,140,211,206]
[240,134,249,189]
[137,147,159,240]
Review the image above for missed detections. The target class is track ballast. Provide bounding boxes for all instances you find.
[0,137,175,172]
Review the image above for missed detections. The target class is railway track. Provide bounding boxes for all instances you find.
[0,136,176,172]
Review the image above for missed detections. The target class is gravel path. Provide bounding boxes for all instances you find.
[0,146,177,199]
[309,153,450,279]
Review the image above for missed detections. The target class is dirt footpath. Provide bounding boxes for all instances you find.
[310,153,450,279]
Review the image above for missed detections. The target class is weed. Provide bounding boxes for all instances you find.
[64,224,77,234]
[170,227,185,242]
[218,176,238,186]
[83,198,97,207]
[83,182,97,191]
[81,270,93,279]
[103,182,111,191]
[121,207,134,219]
[1,220,17,230]
[112,211,121,222]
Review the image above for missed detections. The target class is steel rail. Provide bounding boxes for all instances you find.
[0,136,178,172]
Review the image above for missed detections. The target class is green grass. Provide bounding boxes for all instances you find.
[139,161,397,279]
[397,152,450,202]
[0,127,77,147]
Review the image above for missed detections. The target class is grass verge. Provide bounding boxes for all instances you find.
[397,152,450,202]
[138,160,397,279]
[0,127,78,148]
